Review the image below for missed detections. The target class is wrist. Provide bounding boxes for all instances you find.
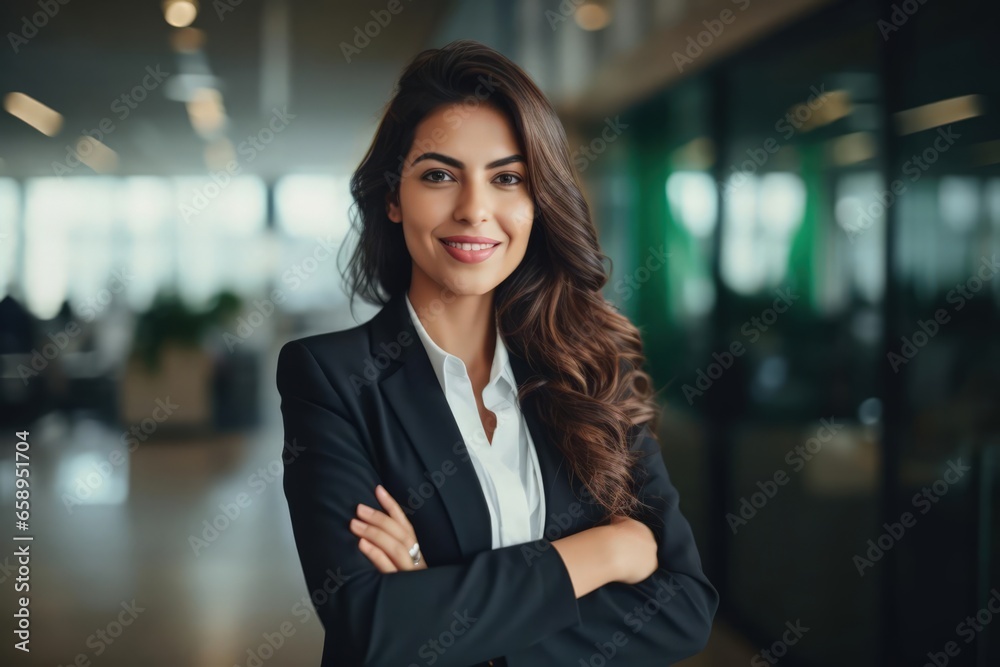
[599,523,627,584]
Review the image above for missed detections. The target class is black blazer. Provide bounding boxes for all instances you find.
[277,291,719,667]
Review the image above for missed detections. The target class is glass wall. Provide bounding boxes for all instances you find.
[587,0,1000,663]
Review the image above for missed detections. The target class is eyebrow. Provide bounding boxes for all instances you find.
[410,152,525,170]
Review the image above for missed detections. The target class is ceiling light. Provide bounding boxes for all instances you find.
[575,3,611,31]
[794,90,852,132]
[4,92,63,136]
[170,26,205,53]
[894,94,984,135]
[163,0,198,28]
[829,132,876,166]
[75,137,118,173]
[186,87,227,138]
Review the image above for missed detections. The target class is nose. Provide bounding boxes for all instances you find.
[452,178,492,226]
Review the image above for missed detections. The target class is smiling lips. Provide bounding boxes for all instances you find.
[439,236,501,264]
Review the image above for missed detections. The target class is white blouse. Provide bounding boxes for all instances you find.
[404,294,546,548]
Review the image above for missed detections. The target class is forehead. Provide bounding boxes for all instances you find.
[409,102,523,159]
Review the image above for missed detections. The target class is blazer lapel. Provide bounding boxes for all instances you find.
[371,292,578,558]
[373,293,493,559]
[507,348,577,535]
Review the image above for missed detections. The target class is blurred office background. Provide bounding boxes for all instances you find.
[1,0,998,665]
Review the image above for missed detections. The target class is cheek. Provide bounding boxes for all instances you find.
[504,200,535,239]
[399,181,451,224]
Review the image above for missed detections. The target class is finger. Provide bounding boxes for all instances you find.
[375,485,416,532]
[360,533,429,571]
[358,538,397,573]
[350,519,413,570]
[356,504,410,545]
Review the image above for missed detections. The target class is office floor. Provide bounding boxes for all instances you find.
[0,343,754,667]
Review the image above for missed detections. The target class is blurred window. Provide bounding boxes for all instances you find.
[666,170,718,318]
[120,177,174,312]
[720,172,805,295]
[18,175,269,317]
[23,177,118,318]
[173,175,268,306]
[273,175,353,310]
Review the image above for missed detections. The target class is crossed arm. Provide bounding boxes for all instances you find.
[278,340,718,666]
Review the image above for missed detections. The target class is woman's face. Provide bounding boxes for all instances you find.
[387,102,535,298]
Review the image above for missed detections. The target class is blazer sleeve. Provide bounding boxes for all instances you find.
[526,421,719,665]
[277,340,583,667]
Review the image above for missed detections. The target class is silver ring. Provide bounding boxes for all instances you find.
[408,541,422,566]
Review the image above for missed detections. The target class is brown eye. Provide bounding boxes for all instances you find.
[494,173,522,186]
[422,169,454,183]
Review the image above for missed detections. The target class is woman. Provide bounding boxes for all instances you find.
[277,40,718,667]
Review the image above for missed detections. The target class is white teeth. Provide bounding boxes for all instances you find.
[444,241,496,251]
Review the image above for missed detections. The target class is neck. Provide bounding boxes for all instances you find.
[407,275,496,379]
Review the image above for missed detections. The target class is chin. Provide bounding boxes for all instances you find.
[449,283,497,297]
[436,276,500,297]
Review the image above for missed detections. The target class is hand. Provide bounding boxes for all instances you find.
[608,515,658,585]
[350,484,429,573]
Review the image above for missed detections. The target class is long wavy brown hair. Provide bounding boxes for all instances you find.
[342,39,662,522]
